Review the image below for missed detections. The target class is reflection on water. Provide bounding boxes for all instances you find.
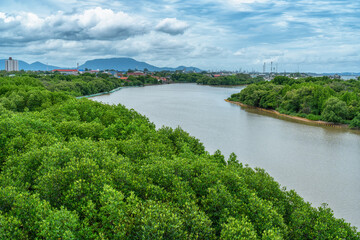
[92,83,360,228]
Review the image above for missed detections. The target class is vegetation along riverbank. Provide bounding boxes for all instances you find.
[228,76,360,129]
[169,72,264,85]
[0,71,359,239]
[225,99,350,129]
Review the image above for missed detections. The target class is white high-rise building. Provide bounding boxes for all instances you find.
[5,57,19,72]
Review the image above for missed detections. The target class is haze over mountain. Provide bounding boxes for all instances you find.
[0,59,60,71]
[79,58,202,72]
[0,58,202,72]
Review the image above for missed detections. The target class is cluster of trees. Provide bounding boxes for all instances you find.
[0,74,359,239]
[2,71,158,98]
[169,72,264,85]
[43,73,126,96]
[170,73,202,83]
[229,76,360,128]
[0,75,71,112]
[126,75,161,86]
[197,74,264,86]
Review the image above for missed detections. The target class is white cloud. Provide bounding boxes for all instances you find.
[228,0,270,4]
[1,0,360,72]
[0,8,149,43]
[155,18,189,35]
[210,0,287,11]
[22,12,44,29]
[0,12,15,23]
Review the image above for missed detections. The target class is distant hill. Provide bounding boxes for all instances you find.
[24,61,60,71]
[79,58,202,72]
[79,58,155,71]
[0,59,60,71]
[0,58,202,72]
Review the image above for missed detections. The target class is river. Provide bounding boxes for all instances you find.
[91,83,360,228]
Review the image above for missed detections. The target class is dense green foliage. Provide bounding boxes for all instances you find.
[170,73,201,83]
[229,76,360,127]
[0,75,72,112]
[44,72,127,96]
[197,74,264,85]
[1,71,156,98]
[0,72,131,99]
[170,72,264,85]
[0,74,358,239]
[126,75,161,86]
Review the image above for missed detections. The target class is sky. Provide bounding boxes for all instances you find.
[1,0,360,73]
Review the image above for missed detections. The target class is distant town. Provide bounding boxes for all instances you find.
[2,57,359,83]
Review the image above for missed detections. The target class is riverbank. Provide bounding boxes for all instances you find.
[200,84,249,87]
[76,85,147,99]
[225,99,351,129]
[78,83,166,99]
[76,86,123,99]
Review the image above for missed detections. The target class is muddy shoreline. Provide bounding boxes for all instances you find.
[225,99,350,129]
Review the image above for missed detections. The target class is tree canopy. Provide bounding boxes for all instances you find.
[0,73,358,239]
[228,76,360,127]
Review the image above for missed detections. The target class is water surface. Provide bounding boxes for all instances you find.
[92,83,360,228]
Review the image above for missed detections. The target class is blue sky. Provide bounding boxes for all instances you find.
[1,0,359,72]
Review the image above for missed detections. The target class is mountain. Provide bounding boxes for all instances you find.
[25,61,60,71]
[79,58,156,71]
[159,65,203,72]
[0,57,202,72]
[79,58,202,72]
[0,59,60,71]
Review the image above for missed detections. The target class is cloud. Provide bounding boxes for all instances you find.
[0,7,149,43]
[155,18,189,35]
[209,0,286,12]
[1,0,360,72]
[227,0,270,6]
[58,7,149,40]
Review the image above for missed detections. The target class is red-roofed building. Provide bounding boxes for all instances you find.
[152,76,168,83]
[52,69,79,75]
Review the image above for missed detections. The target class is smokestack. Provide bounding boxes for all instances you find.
[263,62,266,73]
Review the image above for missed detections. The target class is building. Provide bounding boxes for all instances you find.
[5,57,19,72]
[127,71,145,77]
[152,76,168,83]
[52,69,79,75]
